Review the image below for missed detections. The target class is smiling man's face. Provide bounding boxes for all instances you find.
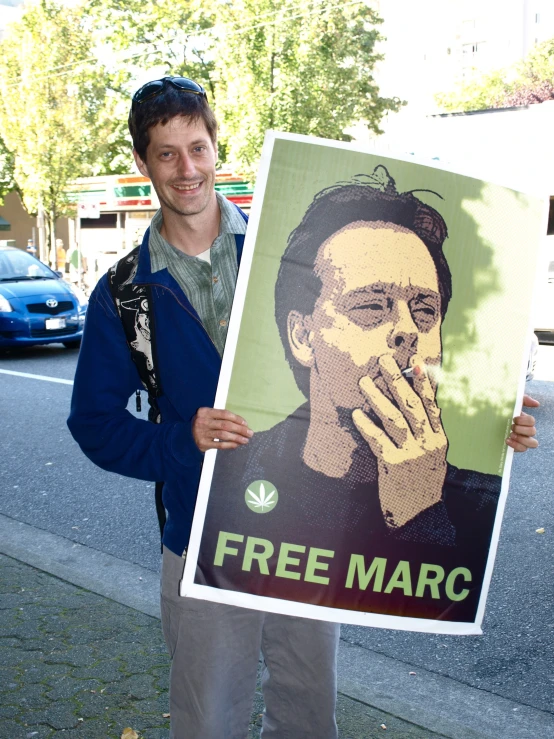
[133,115,217,218]
[307,220,443,414]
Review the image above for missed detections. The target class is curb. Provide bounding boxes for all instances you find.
[2,513,553,739]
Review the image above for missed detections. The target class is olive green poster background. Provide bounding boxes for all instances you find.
[226,138,545,475]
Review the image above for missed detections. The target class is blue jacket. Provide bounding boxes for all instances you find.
[68,227,245,556]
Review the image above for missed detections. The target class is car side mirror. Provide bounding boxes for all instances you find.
[55,270,64,278]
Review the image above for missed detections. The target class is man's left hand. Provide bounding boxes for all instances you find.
[506,394,539,452]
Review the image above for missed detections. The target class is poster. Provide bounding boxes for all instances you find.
[181,132,548,634]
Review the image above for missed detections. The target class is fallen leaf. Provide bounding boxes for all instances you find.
[121,730,140,739]
[536,528,545,534]
[162,713,170,718]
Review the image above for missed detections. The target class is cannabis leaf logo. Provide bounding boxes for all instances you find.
[245,480,279,514]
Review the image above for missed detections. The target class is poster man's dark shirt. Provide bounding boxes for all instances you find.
[197,404,501,622]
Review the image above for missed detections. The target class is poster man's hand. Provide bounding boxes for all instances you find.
[192,407,253,452]
[506,394,539,452]
[352,355,447,529]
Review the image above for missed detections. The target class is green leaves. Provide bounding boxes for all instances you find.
[0,0,132,235]
[0,134,16,206]
[211,0,403,179]
[92,0,403,179]
[0,0,406,225]
[436,37,554,112]
[88,0,217,93]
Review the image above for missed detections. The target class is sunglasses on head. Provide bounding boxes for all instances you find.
[132,77,207,105]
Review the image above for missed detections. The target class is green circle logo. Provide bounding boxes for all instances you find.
[245,480,279,514]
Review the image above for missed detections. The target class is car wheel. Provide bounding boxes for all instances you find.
[63,339,81,349]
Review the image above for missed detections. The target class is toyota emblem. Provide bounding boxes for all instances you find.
[46,299,58,308]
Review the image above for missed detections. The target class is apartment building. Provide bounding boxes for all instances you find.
[377,0,554,113]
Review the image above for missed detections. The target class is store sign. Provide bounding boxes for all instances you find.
[78,202,101,219]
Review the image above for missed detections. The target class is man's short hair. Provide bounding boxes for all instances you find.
[274,168,451,398]
[128,83,218,162]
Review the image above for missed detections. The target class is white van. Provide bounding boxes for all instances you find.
[534,197,554,345]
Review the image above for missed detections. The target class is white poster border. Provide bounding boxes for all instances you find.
[181,130,548,635]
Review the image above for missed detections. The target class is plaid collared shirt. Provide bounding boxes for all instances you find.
[148,191,246,356]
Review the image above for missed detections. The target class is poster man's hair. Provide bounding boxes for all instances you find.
[274,166,451,397]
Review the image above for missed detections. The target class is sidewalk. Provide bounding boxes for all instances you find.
[0,553,446,739]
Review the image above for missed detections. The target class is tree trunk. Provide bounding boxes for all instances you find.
[37,207,47,264]
[46,209,57,270]
[51,207,57,270]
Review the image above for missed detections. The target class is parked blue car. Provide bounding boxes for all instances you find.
[0,246,87,349]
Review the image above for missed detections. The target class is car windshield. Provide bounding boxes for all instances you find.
[0,250,55,280]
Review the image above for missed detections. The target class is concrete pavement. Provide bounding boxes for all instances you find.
[2,516,554,739]
[0,554,170,739]
[1,551,449,739]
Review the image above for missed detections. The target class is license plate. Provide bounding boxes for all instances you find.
[45,317,66,330]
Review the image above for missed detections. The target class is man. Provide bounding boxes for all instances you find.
[199,167,539,622]
[68,79,537,737]
[68,77,339,739]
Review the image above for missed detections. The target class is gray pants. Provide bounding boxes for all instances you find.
[161,547,340,739]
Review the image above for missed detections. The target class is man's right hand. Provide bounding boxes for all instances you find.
[192,407,253,452]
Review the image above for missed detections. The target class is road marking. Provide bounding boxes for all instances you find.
[0,369,74,385]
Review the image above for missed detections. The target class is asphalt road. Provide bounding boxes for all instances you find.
[0,343,161,571]
[1,342,553,721]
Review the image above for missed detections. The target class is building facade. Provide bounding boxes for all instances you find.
[377,0,554,114]
[0,171,253,290]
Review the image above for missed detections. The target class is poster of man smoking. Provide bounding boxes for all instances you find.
[181,132,547,634]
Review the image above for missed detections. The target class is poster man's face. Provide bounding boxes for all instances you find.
[302,221,443,414]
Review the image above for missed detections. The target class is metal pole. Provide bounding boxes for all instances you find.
[76,216,82,289]
[117,211,123,255]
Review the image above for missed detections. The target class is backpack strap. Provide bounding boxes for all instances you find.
[108,247,166,549]
[107,247,163,424]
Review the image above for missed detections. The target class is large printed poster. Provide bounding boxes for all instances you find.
[181,132,547,634]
